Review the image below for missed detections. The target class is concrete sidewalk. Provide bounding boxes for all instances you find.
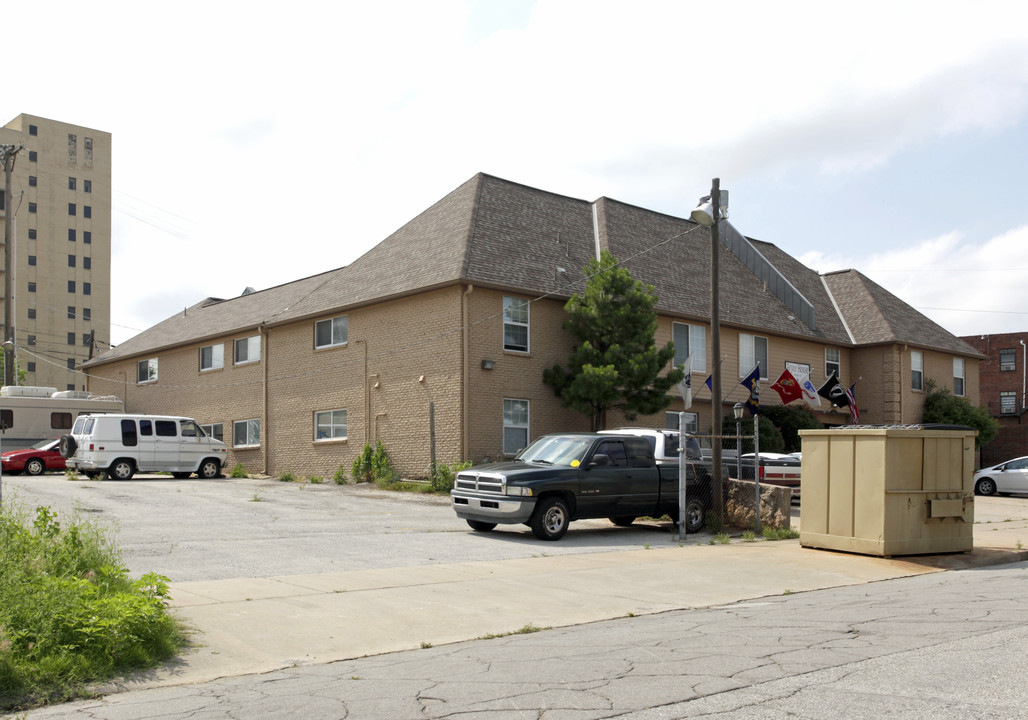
[121,515,1028,693]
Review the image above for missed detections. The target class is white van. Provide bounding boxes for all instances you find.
[60,413,229,480]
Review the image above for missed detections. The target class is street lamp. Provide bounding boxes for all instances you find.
[691,180,728,520]
[733,403,744,483]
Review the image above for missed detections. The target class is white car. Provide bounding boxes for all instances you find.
[973,457,1028,496]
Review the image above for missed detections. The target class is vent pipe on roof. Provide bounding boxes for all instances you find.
[242,286,256,296]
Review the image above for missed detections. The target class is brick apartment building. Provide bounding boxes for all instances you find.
[959,332,1027,466]
[80,174,983,479]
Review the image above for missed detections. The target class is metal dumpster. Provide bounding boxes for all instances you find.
[798,425,976,557]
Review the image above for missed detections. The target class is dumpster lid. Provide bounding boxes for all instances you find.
[833,423,973,431]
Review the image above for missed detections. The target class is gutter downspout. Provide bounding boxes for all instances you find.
[462,284,473,461]
[1021,339,1026,414]
[259,325,268,475]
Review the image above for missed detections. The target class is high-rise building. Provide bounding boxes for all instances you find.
[0,114,111,390]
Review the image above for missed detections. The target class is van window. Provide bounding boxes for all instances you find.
[73,416,87,433]
[51,412,73,430]
[121,419,138,447]
[140,420,153,436]
[155,421,177,437]
[83,417,95,435]
[180,420,202,438]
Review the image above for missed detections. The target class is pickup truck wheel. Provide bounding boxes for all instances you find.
[531,496,570,541]
[466,520,497,532]
[609,516,636,527]
[684,498,706,534]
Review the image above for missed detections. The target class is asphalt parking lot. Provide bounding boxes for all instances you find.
[1,473,700,582]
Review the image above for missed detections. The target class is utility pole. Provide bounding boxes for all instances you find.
[1,143,23,388]
[709,179,724,519]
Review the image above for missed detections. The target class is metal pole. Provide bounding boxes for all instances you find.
[735,414,742,482]
[678,412,686,541]
[709,179,723,520]
[754,415,761,533]
[2,145,20,388]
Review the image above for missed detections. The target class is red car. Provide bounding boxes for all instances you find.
[1,438,68,476]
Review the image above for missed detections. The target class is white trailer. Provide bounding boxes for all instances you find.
[0,386,124,450]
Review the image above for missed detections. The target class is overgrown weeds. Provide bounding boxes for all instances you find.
[0,503,183,710]
[230,464,249,479]
[428,460,472,493]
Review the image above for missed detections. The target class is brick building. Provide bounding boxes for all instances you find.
[958,332,1027,466]
[80,174,983,478]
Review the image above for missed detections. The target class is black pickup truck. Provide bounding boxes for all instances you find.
[450,432,713,541]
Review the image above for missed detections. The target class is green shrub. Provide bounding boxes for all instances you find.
[429,461,472,493]
[352,441,397,485]
[333,465,349,485]
[0,504,183,710]
[230,463,249,479]
[278,471,297,483]
[308,475,324,485]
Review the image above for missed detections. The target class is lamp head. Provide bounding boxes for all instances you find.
[733,402,744,420]
[690,196,715,226]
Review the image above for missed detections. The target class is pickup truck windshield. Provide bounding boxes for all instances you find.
[517,436,594,466]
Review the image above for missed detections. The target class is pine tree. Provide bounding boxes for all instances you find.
[543,251,684,430]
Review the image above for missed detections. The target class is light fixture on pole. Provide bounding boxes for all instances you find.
[733,402,744,484]
[692,180,728,521]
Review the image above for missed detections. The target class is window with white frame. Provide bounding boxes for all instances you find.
[201,423,224,442]
[1000,349,1016,372]
[672,323,706,372]
[503,297,529,352]
[503,398,529,455]
[233,419,260,447]
[1000,391,1017,414]
[315,409,348,440]
[953,358,965,396]
[200,343,224,371]
[315,315,348,349]
[137,358,158,383]
[739,333,768,380]
[665,411,698,433]
[825,347,840,379]
[911,350,923,391]
[234,335,260,364]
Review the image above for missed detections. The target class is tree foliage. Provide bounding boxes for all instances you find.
[921,380,999,447]
[721,415,786,454]
[543,251,684,431]
[760,404,823,453]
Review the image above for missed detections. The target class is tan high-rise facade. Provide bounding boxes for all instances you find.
[0,114,111,390]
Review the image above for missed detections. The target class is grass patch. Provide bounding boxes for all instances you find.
[333,466,349,485]
[713,533,731,544]
[229,464,249,479]
[741,530,757,542]
[762,526,800,540]
[0,503,184,711]
[478,623,548,640]
[277,472,298,483]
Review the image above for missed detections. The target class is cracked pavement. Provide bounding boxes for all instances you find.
[19,561,1028,719]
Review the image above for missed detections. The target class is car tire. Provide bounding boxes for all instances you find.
[530,496,570,541]
[198,459,221,479]
[58,434,77,459]
[609,516,636,527]
[108,459,135,481]
[975,478,997,496]
[25,458,46,476]
[466,520,497,532]
[684,497,706,534]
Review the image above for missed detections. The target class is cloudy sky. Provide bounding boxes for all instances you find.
[7,1,1028,346]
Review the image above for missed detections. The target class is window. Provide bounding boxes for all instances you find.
[0,409,12,430]
[29,151,36,162]
[83,231,91,244]
[67,358,75,370]
[666,411,699,433]
[51,413,73,430]
[84,137,93,166]
[28,282,36,293]
[29,175,36,187]
[503,398,529,455]
[315,409,348,440]
[672,322,706,372]
[68,203,76,216]
[201,423,224,442]
[68,177,77,190]
[137,358,158,383]
[83,283,91,295]
[315,316,347,349]
[180,420,202,438]
[825,348,840,379]
[27,335,35,346]
[28,255,36,266]
[82,334,90,346]
[739,333,769,380]
[68,255,76,268]
[234,335,260,364]
[156,420,177,437]
[68,281,76,293]
[27,362,35,372]
[28,229,36,239]
[29,124,37,136]
[84,206,91,219]
[83,308,91,321]
[68,133,77,163]
[67,332,75,345]
[140,420,153,436]
[29,202,36,213]
[911,350,923,391]
[503,296,529,352]
[83,257,91,270]
[594,440,629,467]
[1000,391,1017,414]
[69,229,76,242]
[233,419,261,447]
[120,419,138,447]
[27,308,35,319]
[954,358,965,396]
[84,179,92,193]
[68,306,75,319]
[1000,349,1016,372]
[200,343,224,371]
